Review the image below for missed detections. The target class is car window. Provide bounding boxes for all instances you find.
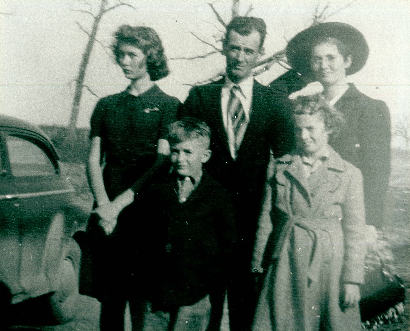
[6,135,56,177]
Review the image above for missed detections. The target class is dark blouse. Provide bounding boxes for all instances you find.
[90,85,179,198]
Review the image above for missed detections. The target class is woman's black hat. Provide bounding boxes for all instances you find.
[286,22,369,76]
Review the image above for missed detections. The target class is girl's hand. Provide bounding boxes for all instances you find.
[343,283,361,308]
[98,217,117,235]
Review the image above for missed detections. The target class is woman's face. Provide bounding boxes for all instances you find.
[116,43,148,81]
[294,112,330,157]
[310,41,352,87]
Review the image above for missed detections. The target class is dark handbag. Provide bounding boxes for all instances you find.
[360,246,406,329]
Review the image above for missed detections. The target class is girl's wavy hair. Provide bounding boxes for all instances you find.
[112,25,169,81]
[291,94,345,137]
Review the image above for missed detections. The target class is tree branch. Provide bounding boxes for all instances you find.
[95,38,111,57]
[184,72,224,86]
[103,1,136,14]
[324,0,357,20]
[231,0,240,18]
[71,8,96,19]
[190,32,221,51]
[170,50,220,61]
[208,2,227,28]
[254,49,286,68]
[83,84,99,97]
[76,21,90,36]
[244,4,254,16]
[312,2,330,24]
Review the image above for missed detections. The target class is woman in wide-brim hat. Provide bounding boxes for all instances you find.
[286,22,391,230]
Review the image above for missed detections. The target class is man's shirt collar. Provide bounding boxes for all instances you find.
[224,75,254,100]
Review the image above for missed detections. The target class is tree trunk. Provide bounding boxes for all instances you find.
[232,0,240,18]
[67,0,107,141]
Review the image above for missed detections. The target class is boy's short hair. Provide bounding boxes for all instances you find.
[167,117,211,149]
[291,94,345,137]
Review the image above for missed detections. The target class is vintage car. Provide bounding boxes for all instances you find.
[0,114,92,328]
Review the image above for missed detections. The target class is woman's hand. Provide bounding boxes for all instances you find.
[343,283,361,308]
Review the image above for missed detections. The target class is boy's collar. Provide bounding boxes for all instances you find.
[169,167,203,185]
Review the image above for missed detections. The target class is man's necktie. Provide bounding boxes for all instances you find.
[228,85,246,154]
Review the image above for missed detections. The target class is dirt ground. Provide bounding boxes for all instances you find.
[60,149,409,330]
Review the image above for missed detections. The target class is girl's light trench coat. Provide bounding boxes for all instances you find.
[252,147,366,331]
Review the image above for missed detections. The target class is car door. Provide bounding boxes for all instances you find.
[0,129,75,300]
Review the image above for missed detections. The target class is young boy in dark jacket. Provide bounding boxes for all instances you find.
[131,118,236,330]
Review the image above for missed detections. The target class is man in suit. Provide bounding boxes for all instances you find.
[179,16,293,330]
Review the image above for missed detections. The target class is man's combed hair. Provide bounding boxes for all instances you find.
[168,117,211,148]
[112,25,169,81]
[292,94,345,136]
[224,16,267,49]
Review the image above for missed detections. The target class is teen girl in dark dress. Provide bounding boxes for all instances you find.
[86,25,179,330]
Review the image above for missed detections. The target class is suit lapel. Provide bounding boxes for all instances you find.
[236,81,266,158]
[208,79,232,157]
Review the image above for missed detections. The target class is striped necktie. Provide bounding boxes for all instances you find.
[228,85,246,153]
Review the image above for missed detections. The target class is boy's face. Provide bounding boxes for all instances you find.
[170,138,211,178]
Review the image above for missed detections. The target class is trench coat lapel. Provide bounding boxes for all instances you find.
[279,154,312,208]
[310,148,345,214]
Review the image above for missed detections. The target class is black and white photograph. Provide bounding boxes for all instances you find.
[0,0,409,330]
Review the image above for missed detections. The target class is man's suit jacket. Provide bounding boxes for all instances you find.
[179,78,294,252]
[330,83,391,228]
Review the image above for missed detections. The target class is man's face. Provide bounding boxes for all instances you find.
[223,30,262,83]
[116,43,148,81]
[294,113,330,157]
[170,138,211,178]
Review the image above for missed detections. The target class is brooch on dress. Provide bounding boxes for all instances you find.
[143,107,160,113]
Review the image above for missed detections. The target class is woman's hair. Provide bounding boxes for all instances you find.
[167,117,211,149]
[311,36,350,60]
[292,94,345,136]
[111,25,169,81]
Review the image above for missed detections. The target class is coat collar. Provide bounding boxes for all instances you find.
[276,146,345,173]
[275,147,345,214]
[335,83,361,105]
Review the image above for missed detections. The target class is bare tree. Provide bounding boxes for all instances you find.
[67,0,136,140]
[393,114,410,150]
[171,0,356,86]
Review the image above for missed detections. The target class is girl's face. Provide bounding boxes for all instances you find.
[310,41,352,87]
[294,112,331,157]
[116,43,148,81]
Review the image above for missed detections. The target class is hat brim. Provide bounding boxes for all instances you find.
[286,22,369,76]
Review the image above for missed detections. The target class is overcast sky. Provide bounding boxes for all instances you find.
[1,0,409,147]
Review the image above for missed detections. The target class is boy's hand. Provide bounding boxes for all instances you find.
[343,283,361,308]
